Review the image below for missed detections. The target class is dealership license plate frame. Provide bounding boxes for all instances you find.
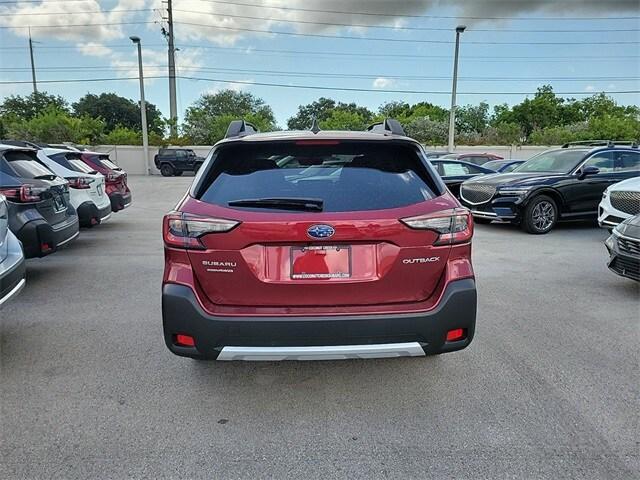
[290,245,352,280]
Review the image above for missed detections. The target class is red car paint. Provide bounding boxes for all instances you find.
[163,137,474,316]
[79,153,132,211]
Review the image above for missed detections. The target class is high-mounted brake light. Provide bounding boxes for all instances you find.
[294,140,341,145]
[66,177,93,189]
[163,212,240,249]
[0,184,46,203]
[401,209,473,246]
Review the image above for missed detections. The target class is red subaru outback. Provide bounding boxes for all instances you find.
[162,120,477,360]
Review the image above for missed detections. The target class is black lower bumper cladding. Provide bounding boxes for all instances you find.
[162,279,477,359]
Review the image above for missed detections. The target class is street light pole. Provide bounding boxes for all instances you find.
[130,36,151,175]
[448,25,466,153]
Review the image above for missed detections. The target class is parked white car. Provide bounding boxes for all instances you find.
[598,176,640,229]
[37,148,112,227]
[0,194,26,306]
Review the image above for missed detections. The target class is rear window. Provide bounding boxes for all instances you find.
[4,150,55,179]
[87,155,120,170]
[49,152,96,174]
[198,142,439,212]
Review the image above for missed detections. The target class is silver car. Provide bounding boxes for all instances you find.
[0,194,26,306]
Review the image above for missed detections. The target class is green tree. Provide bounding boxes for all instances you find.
[0,92,69,121]
[456,102,490,134]
[404,117,448,145]
[287,98,375,130]
[319,109,371,131]
[7,107,104,144]
[72,93,164,134]
[183,90,276,144]
[103,126,142,145]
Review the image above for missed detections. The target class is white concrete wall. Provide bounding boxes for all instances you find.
[92,144,554,175]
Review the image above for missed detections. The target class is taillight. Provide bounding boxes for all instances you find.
[106,172,120,182]
[401,209,473,246]
[66,177,93,189]
[163,212,240,249]
[0,185,46,203]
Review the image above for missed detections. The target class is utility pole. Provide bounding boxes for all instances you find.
[28,28,37,94]
[447,25,466,153]
[130,36,151,176]
[166,0,178,136]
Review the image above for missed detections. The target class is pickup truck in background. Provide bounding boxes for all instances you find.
[154,148,205,177]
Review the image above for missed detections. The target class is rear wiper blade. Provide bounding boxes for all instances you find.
[228,197,324,211]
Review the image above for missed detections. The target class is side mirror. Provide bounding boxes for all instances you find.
[578,165,600,180]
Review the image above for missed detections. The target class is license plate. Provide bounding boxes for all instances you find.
[291,245,351,279]
[53,195,66,213]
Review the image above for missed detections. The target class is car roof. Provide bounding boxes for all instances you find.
[0,143,38,154]
[216,129,420,146]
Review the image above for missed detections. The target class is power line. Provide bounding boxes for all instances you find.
[170,8,640,33]
[174,21,640,45]
[163,0,640,21]
[0,75,638,96]
[0,21,157,29]
[0,8,156,16]
[0,65,637,83]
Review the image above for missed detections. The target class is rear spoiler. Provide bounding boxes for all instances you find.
[225,120,259,139]
[366,118,406,136]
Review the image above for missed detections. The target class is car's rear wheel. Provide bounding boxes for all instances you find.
[522,195,557,234]
[160,164,174,177]
[174,171,183,177]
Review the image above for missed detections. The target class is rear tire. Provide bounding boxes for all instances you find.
[160,164,174,177]
[174,171,183,177]
[521,195,558,234]
[473,217,493,225]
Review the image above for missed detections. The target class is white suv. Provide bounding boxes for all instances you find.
[37,148,112,227]
[599,176,640,229]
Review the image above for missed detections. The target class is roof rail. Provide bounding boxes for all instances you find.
[224,120,259,139]
[561,140,639,149]
[366,118,406,136]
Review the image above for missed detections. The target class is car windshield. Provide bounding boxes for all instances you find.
[198,142,439,212]
[440,154,460,159]
[514,150,586,174]
[483,160,504,170]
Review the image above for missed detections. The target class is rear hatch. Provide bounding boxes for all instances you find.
[3,149,71,226]
[179,140,459,309]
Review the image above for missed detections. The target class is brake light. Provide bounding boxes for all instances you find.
[66,177,93,189]
[163,212,240,249]
[401,209,473,246]
[295,140,341,145]
[0,185,46,203]
[106,172,121,182]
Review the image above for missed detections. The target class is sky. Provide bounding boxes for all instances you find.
[0,0,639,127]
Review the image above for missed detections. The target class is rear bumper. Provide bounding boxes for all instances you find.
[76,201,112,226]
[14,215,79,258]
[162,278,477,360]
[109,191,132,212]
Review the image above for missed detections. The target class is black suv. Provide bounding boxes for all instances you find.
[154,148,204,177]
[459,141,640,234]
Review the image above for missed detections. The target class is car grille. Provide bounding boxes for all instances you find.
[617,235,640,256]
[460,184,496,205]
[610,255,640,281]
[610,191,640,215]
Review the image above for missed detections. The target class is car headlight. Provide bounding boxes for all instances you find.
[497,186,533,196]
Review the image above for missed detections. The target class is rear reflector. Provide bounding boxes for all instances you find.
[175,334,195,347]
[446,328,466,342]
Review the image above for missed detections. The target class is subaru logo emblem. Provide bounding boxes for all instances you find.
[307,224,335,239]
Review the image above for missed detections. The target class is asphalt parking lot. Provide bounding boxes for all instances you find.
[1,175,638,479]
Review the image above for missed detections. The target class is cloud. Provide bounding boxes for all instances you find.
[372,77,395,89]
[156,0,640,44]
[0,0,147,42]
[204,79,256,94]
[77,42,114,57]
[585,85,596,92]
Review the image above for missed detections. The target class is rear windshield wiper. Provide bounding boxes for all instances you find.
[33,174,57,180]
[228,197,324,212]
